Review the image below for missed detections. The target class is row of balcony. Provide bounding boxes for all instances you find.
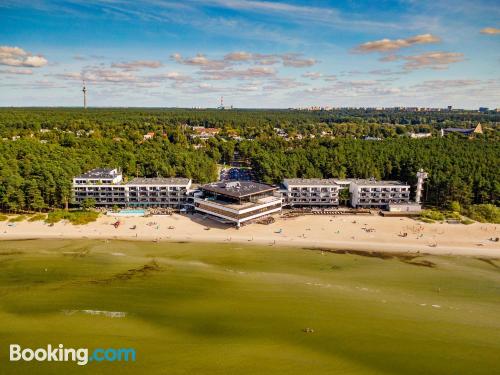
[290,193,339,198]
[359,193,409,198]
[291,188,338,192]
[360,188,409,193]
[290,198,339,203]
[358,199,408,204]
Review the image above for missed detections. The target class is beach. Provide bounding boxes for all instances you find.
[1,213,499,257]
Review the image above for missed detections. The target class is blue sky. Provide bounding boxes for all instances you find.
[1,0,499,108]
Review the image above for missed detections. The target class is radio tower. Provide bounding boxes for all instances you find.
[82,80,87,109]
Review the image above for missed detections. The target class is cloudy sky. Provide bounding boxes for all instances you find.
[1,0,499,108]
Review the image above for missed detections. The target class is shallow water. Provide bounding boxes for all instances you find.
[0,240,499,374]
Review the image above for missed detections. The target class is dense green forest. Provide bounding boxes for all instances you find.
[0,108,498,212]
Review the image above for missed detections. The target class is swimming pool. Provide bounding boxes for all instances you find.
[108,209,146,216]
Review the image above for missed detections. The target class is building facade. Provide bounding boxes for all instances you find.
[72,168,191,208]
[282,179,340,207]
[125,177,192,208]
[194,181,282,227]
[349,179,410,208]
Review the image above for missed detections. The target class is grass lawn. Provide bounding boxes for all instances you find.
[0,240,499,374]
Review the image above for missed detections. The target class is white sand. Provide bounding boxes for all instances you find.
[1,213,499,257]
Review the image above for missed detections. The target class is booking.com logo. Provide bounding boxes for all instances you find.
[9,344,136,366]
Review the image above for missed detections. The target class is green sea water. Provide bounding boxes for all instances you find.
[0,240,498,375]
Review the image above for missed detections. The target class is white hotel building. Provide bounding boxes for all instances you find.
[282,178,340,207]
[72,169,414,218]
[72,168,191,208]
[349,179,411,208]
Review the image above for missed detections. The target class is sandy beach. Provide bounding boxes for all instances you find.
[1,213,499,257]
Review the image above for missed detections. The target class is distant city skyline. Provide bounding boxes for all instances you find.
[1,0,499,108]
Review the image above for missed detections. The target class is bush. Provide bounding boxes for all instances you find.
[8,215,27,222]
[445,211,461,220]
[448,201,461,213]
[28,213,47,222]
[46,210,99,225]
[420,217,435,224]
[420,209,445,221]
[465,204,500,224]
[460,219,475,225]
[0,214,8,221]
[81,198,96,211]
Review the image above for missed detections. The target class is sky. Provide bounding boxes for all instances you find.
[0,0,499,108]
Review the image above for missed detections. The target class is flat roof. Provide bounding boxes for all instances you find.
[351,179,408,186]
[443,128,474,133]
[283,178,339,186]
[127,177,191,186]
[76,168,119,179]
[201,181,277,199]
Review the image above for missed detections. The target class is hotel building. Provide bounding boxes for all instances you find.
[349,179,410,208]
[72,168,191,208]
[125,177,191,208]
[282,179,340,207]
[194,181,282,227]
[73,169,416,218]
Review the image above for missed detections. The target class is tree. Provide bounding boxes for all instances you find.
[26,180,46,212]
[449,201,461,213]
[339,188,350,206]
[81,198,96,211]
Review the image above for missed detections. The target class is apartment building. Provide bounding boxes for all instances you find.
[72,168,191,208]
[72,168,126,206]
[282,179,340,207]
[349,179,410,208]
[126,177,192,208]
[194,181,282,227]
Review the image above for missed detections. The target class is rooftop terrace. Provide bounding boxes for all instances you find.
[351,179,408,186]
[201,181,277,199]
[76,168,120,179]
[126,177,191,186]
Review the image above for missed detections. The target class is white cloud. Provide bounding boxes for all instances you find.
[263,77,304,90]
[0,68,33,75]
[402,51,464,70]
[411,79,481,90]
[281,53,316,67]
[201,66,276,80]
[0,46,48,67]
[302,71,323,79]
[149,71,192,82]
[224,51,253,61]
[111,60,163,70]
[171,53,230,70]
[480,27,500,35]
[353,34,440,53]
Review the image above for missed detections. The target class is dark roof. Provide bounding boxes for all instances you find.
[77,168,119,179]
[443,128,475,134]
[126,177,191,186]
[201,181,276,199]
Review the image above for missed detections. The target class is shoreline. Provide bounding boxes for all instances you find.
[1,213,499,258]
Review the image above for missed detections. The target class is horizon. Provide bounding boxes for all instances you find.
[0,105,492,111]
[1,1,499,108]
